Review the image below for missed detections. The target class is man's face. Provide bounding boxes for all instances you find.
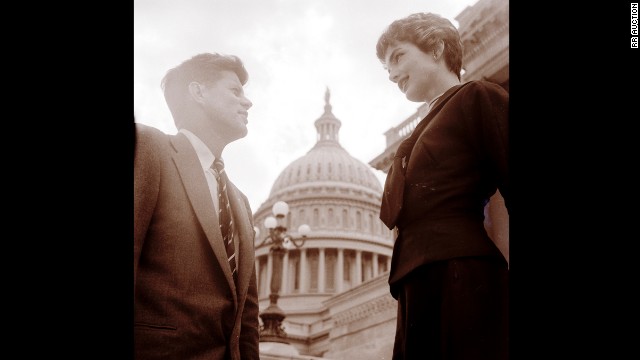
[199,70,253,142]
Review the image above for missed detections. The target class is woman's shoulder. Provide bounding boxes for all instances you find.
[453,80,508,107]
[460,79,507,94]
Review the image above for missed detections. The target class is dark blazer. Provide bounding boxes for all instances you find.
[134,123,260,360]
[380,80,509,298]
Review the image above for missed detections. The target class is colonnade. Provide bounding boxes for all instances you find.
[256,247,391,298]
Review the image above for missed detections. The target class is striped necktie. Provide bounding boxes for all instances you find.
[212,158,237,282]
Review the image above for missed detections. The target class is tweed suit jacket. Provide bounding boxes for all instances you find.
[133,123,260,360]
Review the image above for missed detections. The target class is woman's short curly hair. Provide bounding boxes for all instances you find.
[376,13,463,80]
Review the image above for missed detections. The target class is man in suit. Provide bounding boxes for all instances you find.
[134,53,260,360]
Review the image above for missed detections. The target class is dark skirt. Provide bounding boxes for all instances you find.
[392,256,509,360]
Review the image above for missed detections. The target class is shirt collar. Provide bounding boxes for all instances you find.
[179,129,216,170]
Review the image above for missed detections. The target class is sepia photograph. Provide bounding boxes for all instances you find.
[134,0,509,359]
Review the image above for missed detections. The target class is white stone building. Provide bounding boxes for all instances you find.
[253,88,396,359]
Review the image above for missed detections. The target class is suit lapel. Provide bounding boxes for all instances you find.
[226,181,255,299]
[170,134,238,297]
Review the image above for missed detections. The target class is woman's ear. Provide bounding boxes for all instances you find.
[433,40,445,61]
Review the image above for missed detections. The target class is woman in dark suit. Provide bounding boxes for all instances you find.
[134,53,260,360]
[375,13,509,360]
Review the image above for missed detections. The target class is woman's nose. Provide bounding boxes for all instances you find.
[388,68,399,83]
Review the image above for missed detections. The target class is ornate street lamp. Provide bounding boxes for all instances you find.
[256,200,311,343]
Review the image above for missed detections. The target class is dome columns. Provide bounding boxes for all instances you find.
[257,246,390,298]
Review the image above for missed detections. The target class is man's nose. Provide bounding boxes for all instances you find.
[243,96,253,109]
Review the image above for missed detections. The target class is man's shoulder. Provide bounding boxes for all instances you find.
[134,123,178,158]
[135,123,179,147]
[135,122,166,138]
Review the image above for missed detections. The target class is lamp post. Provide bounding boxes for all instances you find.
[256,200,311,343]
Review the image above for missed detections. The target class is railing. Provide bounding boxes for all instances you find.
[383,103,428,147]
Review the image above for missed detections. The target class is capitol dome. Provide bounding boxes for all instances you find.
[253,88,395,355]
[254,88,387,234]
[268,89,382,200]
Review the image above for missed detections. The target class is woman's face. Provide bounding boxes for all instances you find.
[384,41,438,102]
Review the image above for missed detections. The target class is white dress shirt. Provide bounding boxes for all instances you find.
[179,129,240,258]
[179,129,220,214]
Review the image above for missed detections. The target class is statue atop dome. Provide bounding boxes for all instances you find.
[316,87,341,146]
[323,86,332,115]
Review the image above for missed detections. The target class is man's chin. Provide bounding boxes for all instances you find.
[234,127,249,140]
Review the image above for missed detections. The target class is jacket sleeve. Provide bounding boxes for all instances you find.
[238,193,261,359]
[239,265,261,359]
[133,124,162,293]
[463,81,510,212]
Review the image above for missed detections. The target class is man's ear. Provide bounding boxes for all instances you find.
[188,81,205,103]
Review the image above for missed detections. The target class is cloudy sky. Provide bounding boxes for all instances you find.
[134,0,480,212]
